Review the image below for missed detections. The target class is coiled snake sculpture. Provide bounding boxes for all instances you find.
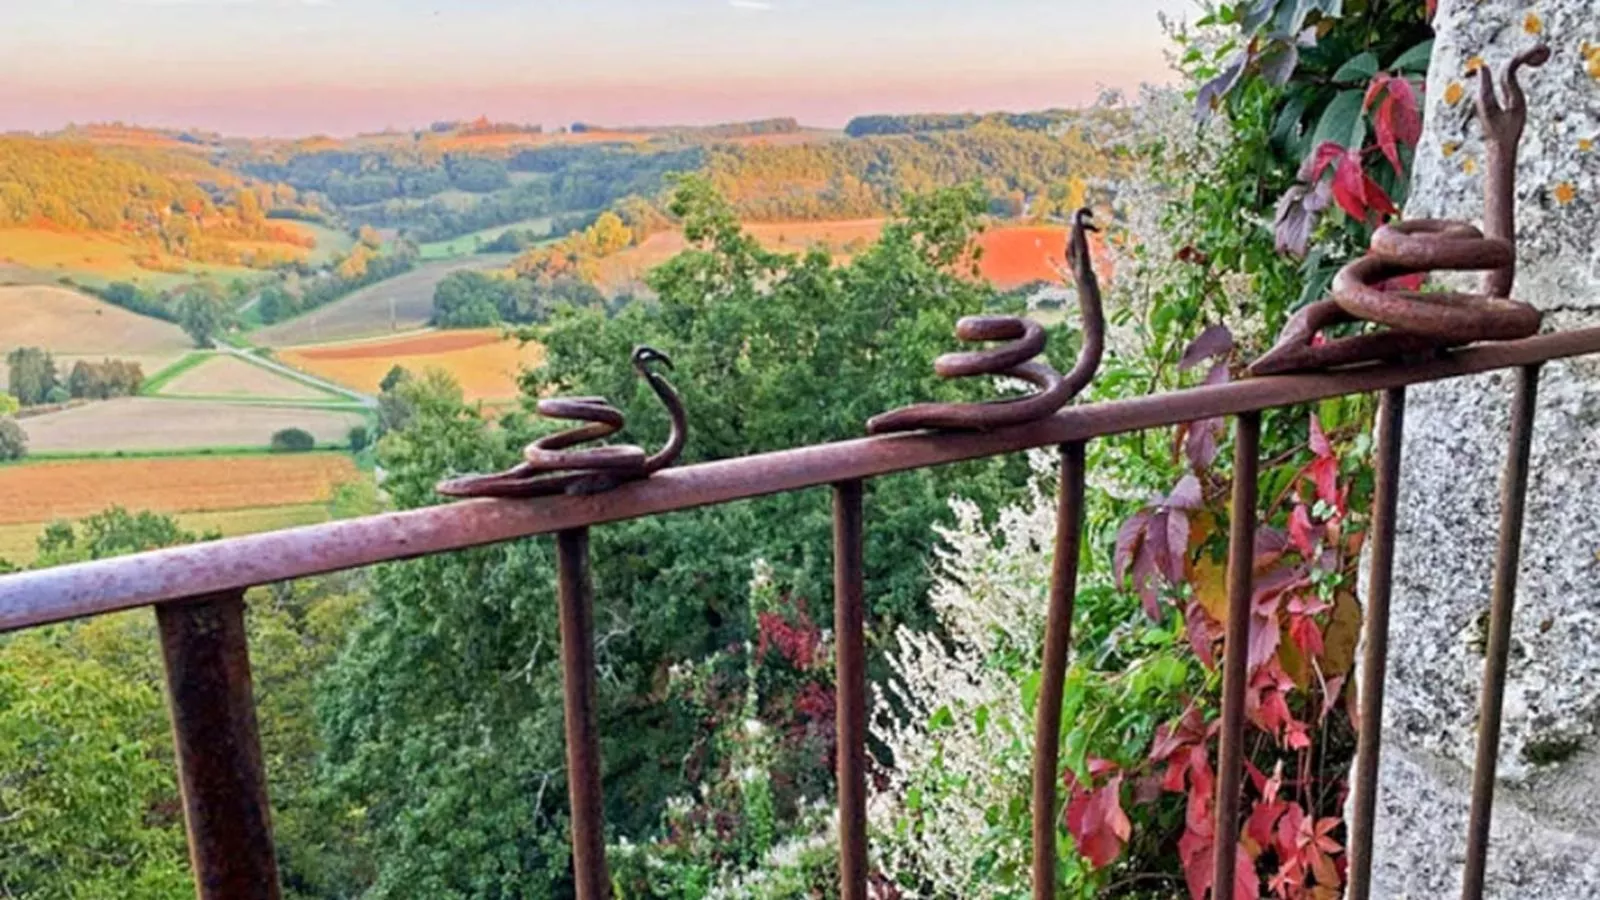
[866,207,1106,434]
[1250,45,1550,376]
[437,345,686,498]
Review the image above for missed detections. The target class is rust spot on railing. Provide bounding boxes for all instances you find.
[437,345,687,498]
[1251,46,1551,376]
[867,208,1105,433]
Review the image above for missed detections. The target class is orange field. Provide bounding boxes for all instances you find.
[590,220,1109,294]
[277,329,545,402]
[0,454,360,526]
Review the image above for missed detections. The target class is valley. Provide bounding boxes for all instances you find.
[0,108,1124,568]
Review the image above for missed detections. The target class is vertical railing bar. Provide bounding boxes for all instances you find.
[1347,386,1407,900]
[1460,363,1541,900]
[832,479,868,900]
[155,588,281,900]
[1212,412,1261,900]
[556,527,610,899]
[1031,441,1088,899]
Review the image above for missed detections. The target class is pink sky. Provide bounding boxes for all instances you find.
[0,0,1185,136]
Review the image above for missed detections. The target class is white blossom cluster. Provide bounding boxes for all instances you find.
[869,473,1060,896]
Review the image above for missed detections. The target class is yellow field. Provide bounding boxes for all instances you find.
[0,502,332,566]
[277,329,545,403]
[0,229,163,279]
[0,454,360,527]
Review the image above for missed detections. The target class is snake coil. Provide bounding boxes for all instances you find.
[437,346,686,498]
[1250,45,1550,376]
[866,208,1106,433]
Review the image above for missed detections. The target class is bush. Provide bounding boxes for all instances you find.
[346,425,370,453]
[269,428,316,453]
[44,385,70,405]
[0,418,26,461]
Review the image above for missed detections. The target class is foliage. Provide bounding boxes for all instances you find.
[610,562,841,899]
[0,394,16,416]
[318,178,1043,895]
[90,281,181,323]
[0,137,312,267]
[270,427,317,453]
[67,358,145,400]
[6,346,59,406]
[1,507,373,898]
[431,269,551,327]
[701,117,1130,221]
[0,417,26,461]
[175,282,233,348]
[346,424,371,453]
[0,621,192,899]
[257,246,418,326]
[0,508,204,897]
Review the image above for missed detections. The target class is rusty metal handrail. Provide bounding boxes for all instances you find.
[3,325,1598,632]
[2,326,1598,900]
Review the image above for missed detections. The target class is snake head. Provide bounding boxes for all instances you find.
[631,345,674,374]
[1478,44,1549,144]
[1068,208,1097,272]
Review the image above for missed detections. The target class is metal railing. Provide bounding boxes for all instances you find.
[0,45,1584,900]
[2,325,1599,899]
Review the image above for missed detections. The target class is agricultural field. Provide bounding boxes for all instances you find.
[150,353,339,401]
[418,216,557,260]
[0,228,156,280]
[0,454,358,565]
[0,285,191,389]
[0,229,287,292]
[276,328,543,403]
[252,255,515,346]
[18,397,367,453]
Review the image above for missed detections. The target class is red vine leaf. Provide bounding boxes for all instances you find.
[1289,505,1317,558]
[1065,763,1132,870]
[1366,73,1422,176]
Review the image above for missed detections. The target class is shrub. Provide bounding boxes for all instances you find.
[346,425,371,453]
[269,428,316,453]
[0,418,26,461]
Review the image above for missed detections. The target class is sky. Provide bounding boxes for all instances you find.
[0,0,1189,137]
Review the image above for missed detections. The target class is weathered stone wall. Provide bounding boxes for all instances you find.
[1366,1,1600,896]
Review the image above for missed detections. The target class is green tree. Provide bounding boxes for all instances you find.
[6,347,58,406]
[0,393,19,416]
[431,270,509,327]
[175,282,231,348]
[270,428,316,452]
[5,508,377,898]
[320,178,1044,895]
[0,417,25,461]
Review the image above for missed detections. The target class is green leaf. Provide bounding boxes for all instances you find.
[1332,51,1379,83]
[929,704,954,731]
[1309,90,1367,152]
[974,704,991,737]
[1063,726,1090,778]
[1392,39,1435,74]
[1020,670,1041,712]
[1272,93,1311,147]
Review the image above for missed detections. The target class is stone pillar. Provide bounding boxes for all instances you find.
[1365,1,1600,896]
